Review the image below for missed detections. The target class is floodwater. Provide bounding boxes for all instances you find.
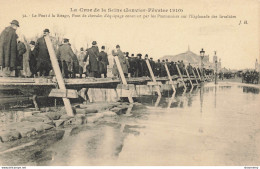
[1,82,260,166]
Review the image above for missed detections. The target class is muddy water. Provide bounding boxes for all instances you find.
[1,82,260,166]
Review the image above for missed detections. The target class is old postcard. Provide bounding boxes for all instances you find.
[0,0,259,168]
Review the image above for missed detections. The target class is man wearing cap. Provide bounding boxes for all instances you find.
[28,41,37,77]
[84,41,99,78]
[0,20,19,77]
[16,38,27,77]
[35,29,52,76]
[98,46,109,78]
[77,47,86,78]
[56,38,75,78]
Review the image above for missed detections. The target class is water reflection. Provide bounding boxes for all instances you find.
[1,83,260,166]
[242,86,260,94]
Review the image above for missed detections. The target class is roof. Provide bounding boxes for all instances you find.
[161,50,201,64]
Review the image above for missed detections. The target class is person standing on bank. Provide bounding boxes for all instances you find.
[112,45,129,78]
[28,41,37,77]
[56,38,74,78]
[16,38,27,77]
[0,20,19,77]
[84,41,99,78]
[77,47,85,78]
[35,29,52,77]
[98,46,109,78]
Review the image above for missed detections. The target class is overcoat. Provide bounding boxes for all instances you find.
[16,41,27,70]
[84,46,99,72]
[0,26,18,70]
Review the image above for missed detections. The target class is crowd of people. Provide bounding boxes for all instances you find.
[242,71,259,84]
[0,20,214,79]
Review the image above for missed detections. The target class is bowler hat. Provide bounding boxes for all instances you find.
[101,46,105,49]
[116,45,120,48]
[10,20,19,27]
[63,38,69,43]
[44,29,50,33]
[92,41,97,45]
[29,41,35,45]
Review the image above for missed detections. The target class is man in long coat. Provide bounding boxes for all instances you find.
[0,20,19,76]
[35,29,52,77]
[84,41,99,78]
[16,39,27,77]
[28,41,37,77]
[56,38,74,78]
[98,46,109,78]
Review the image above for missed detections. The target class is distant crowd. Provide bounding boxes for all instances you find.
[0,20,214,79]
[242,71,259,84]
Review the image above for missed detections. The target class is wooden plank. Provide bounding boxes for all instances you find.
[192,68,199,85]
[195,67,202,81]
[49,89,78,98]
[164,63,176,93]
[146,59,161,96]
[176,64,187,90]
[114,56,133,103]
[147,81,162,86]
[44,36,74,116]
[184,67,193,88]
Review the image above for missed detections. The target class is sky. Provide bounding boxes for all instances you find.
[0,0,259,70]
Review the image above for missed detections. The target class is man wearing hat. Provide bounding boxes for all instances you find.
[35,29,52,77]
[0,20,19,77]
[128,54,137,77]
[84,41,100,78]
[98,46,109,78]
[16,37,27,77]
[77,47,86,78]
[56,38,75,78]
[28,41,38,77]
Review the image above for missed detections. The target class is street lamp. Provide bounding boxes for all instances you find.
[200,48,205,80]
[215,59,218,84]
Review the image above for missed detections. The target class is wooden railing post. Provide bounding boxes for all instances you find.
[176,64,187,90]
[192,68,199,85]
[114,56,134,103]
[146,59,161,96]
[44,36,74,116]
[164,63,176,93]
[185,67,193,88]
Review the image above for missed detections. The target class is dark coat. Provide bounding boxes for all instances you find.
[84,46,99,72]
[35,36,51,71]
[56,43,74,62]
[16,41,27,70]
[35,36,50,62]
[98,51,109,74]
[0,26,18,70]
[29,47,37,74]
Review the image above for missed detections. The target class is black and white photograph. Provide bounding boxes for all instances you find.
[0,0,259,168]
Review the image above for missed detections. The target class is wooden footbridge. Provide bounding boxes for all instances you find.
[0,36,212,115]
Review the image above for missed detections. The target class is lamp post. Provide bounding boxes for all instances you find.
[200,48,205,81]
[215,59,218,84]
